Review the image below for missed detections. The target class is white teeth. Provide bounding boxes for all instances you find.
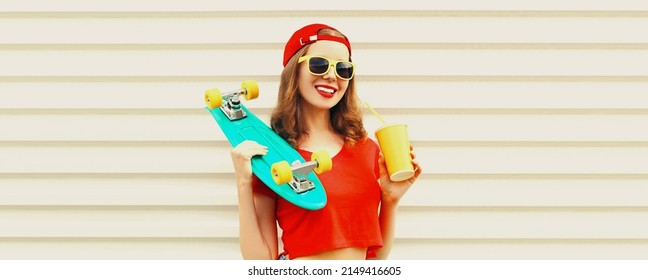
[316,86,335,94]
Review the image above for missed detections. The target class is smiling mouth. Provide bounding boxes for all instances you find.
[315,86,336,98]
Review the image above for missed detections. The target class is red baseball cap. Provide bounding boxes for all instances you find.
[282,23,352,67]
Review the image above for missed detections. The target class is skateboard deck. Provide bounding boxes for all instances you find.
[204,81,328,210]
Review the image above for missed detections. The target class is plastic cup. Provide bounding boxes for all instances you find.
[375,123,414,182]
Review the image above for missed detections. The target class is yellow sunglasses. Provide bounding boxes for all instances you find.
[298,55,356,80]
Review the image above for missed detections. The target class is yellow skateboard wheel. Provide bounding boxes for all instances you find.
[312,150,332,174]
[241,80,259,100]
[271,161,293,185]
[204,88,222,109]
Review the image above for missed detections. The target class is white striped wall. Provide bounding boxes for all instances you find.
[1,0,648,259]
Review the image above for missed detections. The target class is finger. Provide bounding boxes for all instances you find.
[253,146,268,156]
[232,144,267,161]
[412,160,422,174]
[377,153,389,176]
[238,140,266,149]
[254,144,269,152]
[236,141,267,151]
[244,145,268,157]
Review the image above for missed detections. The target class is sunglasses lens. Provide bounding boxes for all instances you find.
[336,62,354,79]
[305,56,354,80]
[308,57,330,75]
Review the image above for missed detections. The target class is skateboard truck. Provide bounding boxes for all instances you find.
[272,150,333,194]
[220,92,247,121]
[286,160,318,193]
[204,80,260,121]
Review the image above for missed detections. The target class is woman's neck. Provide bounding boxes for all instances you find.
[301,107,332,134]
[298,106,344,152]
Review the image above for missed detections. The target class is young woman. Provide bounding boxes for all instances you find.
[230,23,422,260]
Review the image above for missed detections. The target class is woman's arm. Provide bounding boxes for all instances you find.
[237,183,278,259]
[231,141,278,259]
[370,147,422,260]
[372,200,399,259]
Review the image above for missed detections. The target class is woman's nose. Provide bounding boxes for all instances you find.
[322,64,337,81]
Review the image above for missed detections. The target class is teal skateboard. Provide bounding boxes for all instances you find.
[204,80,329,210]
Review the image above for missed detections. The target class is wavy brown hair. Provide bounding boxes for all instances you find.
[270,28,367,148]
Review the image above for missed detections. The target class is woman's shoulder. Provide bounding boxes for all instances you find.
[362,136,379,148]
[347,137,379,154]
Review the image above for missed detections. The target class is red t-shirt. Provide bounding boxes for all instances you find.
[252,138,383,259]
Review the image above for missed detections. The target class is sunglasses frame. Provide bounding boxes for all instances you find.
[298,55,356,81]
